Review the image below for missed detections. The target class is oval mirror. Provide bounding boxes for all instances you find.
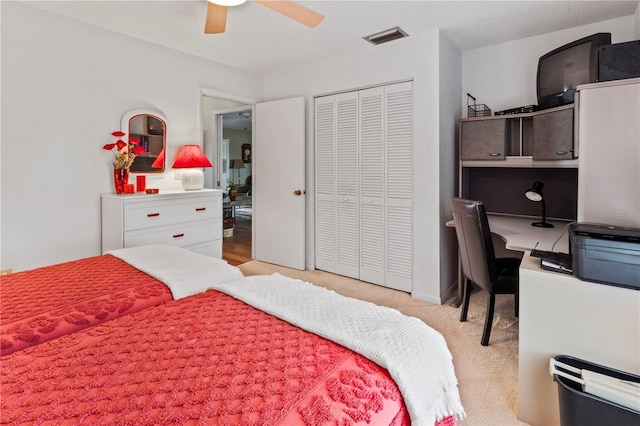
[121,109,167,173]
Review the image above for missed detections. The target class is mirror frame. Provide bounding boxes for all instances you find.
[121,108,168,174]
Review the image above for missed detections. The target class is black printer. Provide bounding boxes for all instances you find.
[570,222,640,290]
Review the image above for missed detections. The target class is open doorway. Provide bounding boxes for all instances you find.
[200,90,254,266]
[220,109,253,266]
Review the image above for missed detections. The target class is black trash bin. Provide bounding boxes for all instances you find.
[552,355,640,426]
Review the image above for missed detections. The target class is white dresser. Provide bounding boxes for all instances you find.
[101,189,223,258]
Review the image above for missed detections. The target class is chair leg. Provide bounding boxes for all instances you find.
[481,293,496,346]
[460,278,472,322]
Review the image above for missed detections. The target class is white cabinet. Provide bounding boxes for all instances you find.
[518,253,640,426]
[315,81,413,292]
[577,78,640,228]
[101,189,223,258]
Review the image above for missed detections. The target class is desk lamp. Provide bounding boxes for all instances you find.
[172,145,212,190]
[525,181,553,228]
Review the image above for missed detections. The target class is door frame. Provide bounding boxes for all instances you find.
[198,87,256,259]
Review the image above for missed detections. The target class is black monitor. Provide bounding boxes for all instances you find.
[537,33,611,110]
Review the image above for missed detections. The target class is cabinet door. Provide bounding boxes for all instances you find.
[460,119,507,160]
[533,108,574,160]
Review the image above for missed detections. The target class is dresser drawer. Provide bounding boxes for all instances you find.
[124,219,222,248]
[123,196,221,231]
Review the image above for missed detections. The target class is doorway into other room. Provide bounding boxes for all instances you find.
[201,92,253,266]
[220,110,253,266]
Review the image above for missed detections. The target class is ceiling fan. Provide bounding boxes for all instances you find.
[205,0,325,34]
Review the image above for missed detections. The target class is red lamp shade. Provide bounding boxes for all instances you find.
[172,145,212,191]
[151,149,165,169]
[172,145,212,168]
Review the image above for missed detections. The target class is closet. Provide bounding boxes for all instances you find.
[315,81,413,292]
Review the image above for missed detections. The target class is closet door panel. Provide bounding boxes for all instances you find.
[359,202,385,285]
[359,86,385,284]
[314,96,336,272]
[335,92,359,278]
[385,82,413,291]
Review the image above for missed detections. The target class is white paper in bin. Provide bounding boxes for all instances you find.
[550,358,640,412]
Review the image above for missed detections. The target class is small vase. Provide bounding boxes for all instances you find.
[113,168,129,194]
[228,187,238,201]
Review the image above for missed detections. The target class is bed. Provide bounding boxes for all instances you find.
[0,245,243,355]
[0,247,465,425]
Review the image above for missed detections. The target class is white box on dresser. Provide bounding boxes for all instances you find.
[101,189,223,258]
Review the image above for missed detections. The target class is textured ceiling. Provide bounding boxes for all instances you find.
[23,1,639,74]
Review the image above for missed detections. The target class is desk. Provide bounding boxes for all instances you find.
[447,213,571,252]
[447,214,572,305]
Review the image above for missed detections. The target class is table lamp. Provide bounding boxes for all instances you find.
[525,181,553,228]
[172,145,212,190]
[151,149,165,170]
[229,159,245,186]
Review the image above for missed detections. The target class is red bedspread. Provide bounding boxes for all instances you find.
[0,254,172,356]
[0,289,455,425]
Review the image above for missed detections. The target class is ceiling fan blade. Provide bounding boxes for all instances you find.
[256,0,324,28]
[205,2,228,34]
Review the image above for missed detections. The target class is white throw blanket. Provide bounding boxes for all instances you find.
[211,274,466,425]
[109,246,465,424]
[106,245,243,299]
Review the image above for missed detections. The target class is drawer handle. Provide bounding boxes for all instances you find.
[555,151,568,155]
[489,153,501,157]
[147,212,160,217]
[173,233,185,239]
[195,207,206,211]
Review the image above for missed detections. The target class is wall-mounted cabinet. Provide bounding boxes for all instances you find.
[458,104,579,221]
[460,104,577,168]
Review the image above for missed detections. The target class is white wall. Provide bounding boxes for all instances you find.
[438,34,463,300]
[462,15,637,114]
[0,2,261,272]
[261,30,453,303]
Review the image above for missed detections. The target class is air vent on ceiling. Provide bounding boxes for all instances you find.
[363,26,409,45]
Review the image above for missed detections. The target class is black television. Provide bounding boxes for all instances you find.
[537,32,611,110]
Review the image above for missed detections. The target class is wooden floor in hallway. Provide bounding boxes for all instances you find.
[222,211,252,266]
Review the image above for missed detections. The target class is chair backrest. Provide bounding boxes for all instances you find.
[450,198,498,291]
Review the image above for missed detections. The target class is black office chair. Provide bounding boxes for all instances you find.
[450,198,520,346]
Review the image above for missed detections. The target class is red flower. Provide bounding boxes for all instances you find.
[102,130,146,169]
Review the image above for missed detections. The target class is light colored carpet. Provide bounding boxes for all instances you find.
[238,260,529,426]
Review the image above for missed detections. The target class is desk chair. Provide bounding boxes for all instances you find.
[451,198,520,346]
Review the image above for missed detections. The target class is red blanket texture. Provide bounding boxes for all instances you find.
[1,289,455,426]
[0,254,172,356]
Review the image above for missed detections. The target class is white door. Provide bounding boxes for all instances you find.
[254,97,306,269]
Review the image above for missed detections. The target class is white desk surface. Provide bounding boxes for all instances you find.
[446,214,572,253]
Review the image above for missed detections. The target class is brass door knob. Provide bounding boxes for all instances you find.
[293,189,304,196]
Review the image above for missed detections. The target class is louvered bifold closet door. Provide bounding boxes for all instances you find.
[385,82,413,292]
[359,86,386,285]
[314,95,336,272]
[335,92,360,278]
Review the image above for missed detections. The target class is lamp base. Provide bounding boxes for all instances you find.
[180,169,204,191]
[531,221,554,228]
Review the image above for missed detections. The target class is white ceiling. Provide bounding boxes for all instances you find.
[23,1,639,75]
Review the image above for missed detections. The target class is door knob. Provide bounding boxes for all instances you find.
[294,189,303,196]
